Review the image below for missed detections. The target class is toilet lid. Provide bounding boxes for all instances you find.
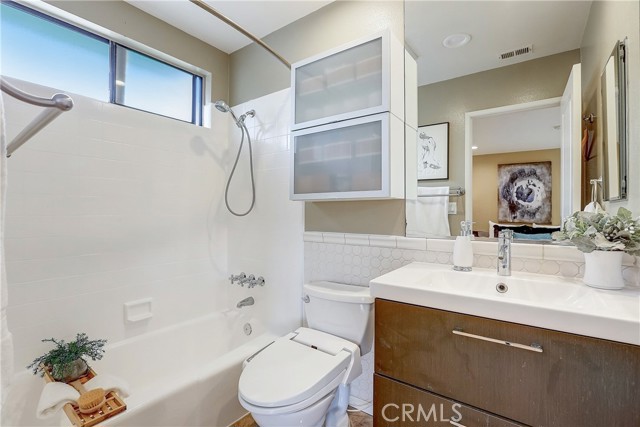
[238,334,351,408]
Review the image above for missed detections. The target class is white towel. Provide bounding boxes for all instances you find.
[84,373,130,398]
[406,186,451,237]
[36,382,80,419]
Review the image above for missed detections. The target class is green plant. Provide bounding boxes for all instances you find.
[553,207,640,255]
[27,333,107,379]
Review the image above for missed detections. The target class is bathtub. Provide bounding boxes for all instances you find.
[2,311,278,427]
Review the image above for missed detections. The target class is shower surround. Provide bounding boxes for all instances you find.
[1,81,302,425]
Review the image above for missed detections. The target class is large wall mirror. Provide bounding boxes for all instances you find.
[601,40,628,201]
[404,0,636,241]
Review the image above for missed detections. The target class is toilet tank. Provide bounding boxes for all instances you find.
[303,281,374,355]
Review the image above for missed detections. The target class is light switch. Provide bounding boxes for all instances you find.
[448,202,457,215]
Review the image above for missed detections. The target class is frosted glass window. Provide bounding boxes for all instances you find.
[1,2,110,101]
[115,45,201,123]
[293,121,383,195]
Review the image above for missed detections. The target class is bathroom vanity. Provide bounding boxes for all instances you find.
[370,263,640,427]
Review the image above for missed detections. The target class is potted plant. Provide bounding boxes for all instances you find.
[27,333,107,382]
[554,207,640,289]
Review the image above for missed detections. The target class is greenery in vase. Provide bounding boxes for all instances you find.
[27,333,107,379]
[553,207,640,255]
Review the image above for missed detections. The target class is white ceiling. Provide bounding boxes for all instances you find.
[405,1,592,86]
[472,105,561,156]
[125,0,333,54]
[127,1,592,85]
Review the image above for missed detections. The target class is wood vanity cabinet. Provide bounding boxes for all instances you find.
[374,299,640,427]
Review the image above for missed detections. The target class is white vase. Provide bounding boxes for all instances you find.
[582,251,625,290]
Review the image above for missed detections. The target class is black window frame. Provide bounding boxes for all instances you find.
[3,0,205,126]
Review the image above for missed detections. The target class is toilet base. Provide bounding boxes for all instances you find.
[245,391,336,427]
[334,411,349,427]
[325,384,351,427]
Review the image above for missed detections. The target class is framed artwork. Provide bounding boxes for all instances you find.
[417,122,449,180]
[498,161,552,224]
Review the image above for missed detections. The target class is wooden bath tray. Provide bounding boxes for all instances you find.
[42,366,127,427]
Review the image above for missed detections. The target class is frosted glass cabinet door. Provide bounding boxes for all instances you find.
[291,114,390,200]
[292,34,387,130]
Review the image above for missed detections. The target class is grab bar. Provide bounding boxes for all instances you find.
[1,78,74,157]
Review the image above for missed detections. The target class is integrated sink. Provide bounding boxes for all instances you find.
[413,268,582,302]
[370,262,640,345]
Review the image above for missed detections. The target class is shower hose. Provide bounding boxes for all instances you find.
[224,121,256,216]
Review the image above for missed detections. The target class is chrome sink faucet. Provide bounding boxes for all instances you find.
[497,229,513,276]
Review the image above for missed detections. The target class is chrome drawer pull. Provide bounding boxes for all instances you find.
[450,421,467,427]
[452,328,543,353]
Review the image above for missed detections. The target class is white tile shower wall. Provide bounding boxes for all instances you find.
[303,232,640,409]
[3,78,230,371]
[226,89,304,336]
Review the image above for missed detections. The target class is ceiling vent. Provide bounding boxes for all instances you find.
[498,45,533,60]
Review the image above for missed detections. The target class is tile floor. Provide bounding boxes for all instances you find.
[348,410,374,427]
[230,410,373,427]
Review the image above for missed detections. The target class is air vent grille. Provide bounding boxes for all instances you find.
[498,45,533,60]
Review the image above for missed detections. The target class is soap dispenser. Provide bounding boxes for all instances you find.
[453,220,473,272]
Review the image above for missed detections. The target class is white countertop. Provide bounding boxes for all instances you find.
[370,262,640,346]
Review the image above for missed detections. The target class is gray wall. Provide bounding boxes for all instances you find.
[48,0,230,103]
[230,0,406,236]
[580,0,640,215]
[418,50,581,235]
[229,0,403,105]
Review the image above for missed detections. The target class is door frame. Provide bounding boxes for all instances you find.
[464,97,562,226]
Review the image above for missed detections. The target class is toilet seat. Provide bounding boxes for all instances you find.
[238,372,343,416]
[238,328,357,409]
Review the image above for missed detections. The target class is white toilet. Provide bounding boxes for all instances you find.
[237,281,374,427]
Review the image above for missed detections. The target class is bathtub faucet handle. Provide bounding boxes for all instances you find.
[239,274,255,286]
[248,276,265,288]
[229,272,246,284]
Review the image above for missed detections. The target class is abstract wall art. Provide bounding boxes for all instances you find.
[497,161,552,223]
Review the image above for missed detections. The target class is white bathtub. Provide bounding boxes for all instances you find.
[2,311,278,427]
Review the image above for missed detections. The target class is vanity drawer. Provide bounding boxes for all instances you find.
[374,298,640,427]
[374,374,526,427]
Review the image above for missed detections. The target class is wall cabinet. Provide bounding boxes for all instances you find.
[291,31,404,131]
[290,113,403,200]
[374,299,640,427]
[290,31,405,201]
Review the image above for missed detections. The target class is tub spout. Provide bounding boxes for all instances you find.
[237,297,254,308]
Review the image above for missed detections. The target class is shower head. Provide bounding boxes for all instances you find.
[214,100,231,113]
[214,99,241,126]
[214,100,254,128]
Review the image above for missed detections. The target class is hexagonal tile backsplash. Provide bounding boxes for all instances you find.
[303,232,640,410]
